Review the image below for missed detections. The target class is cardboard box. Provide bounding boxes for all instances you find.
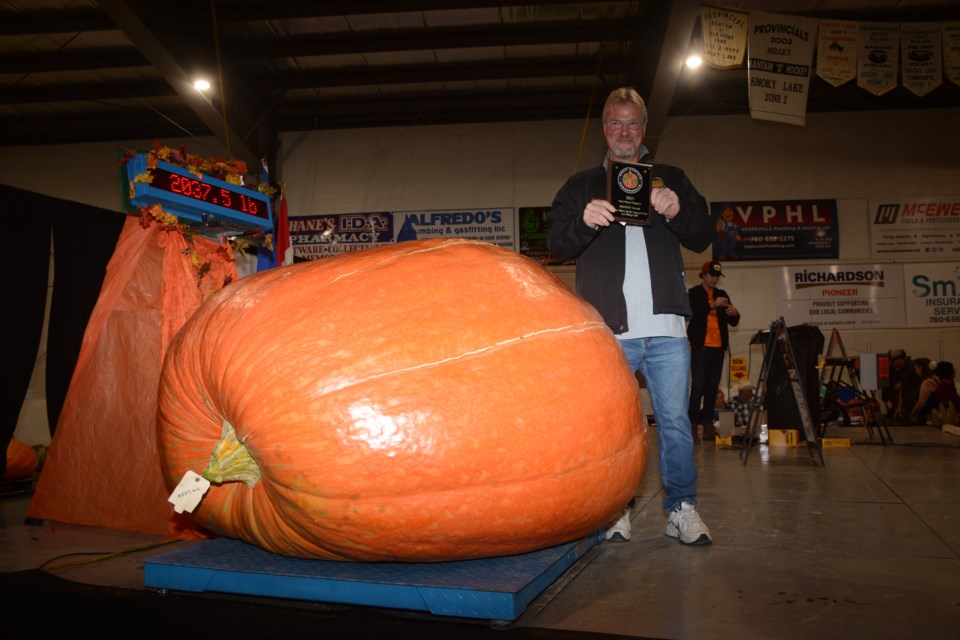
[768,429,799,447]
[821,437,851,448]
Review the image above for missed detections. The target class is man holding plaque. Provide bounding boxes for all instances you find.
[547,87,714,546]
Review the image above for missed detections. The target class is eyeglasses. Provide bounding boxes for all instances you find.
[604,120,645,132]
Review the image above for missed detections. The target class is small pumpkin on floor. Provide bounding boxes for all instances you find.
[4,438,39,481]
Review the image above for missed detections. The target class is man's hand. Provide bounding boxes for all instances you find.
[583,198,616,230]
[651,187,681,219]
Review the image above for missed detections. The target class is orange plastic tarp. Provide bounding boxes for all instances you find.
[28,215,238,537]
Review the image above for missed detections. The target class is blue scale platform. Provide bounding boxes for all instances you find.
[142,532,603,621]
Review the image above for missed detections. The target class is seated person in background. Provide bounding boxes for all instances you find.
[934,361,960,415]
[882,348,907,417]
[897,354,921,424]
[909,357,939,425]
[713,389,729,423]
[730,384,758,428]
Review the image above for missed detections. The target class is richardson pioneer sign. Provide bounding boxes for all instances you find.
[777,264,905,328]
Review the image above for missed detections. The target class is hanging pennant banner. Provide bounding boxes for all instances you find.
[943,21,960,86]
[816,20,858,87]
[858,22,899,96]
[901,23,943,97]
[747,11,819,126]
[700,5,748,69]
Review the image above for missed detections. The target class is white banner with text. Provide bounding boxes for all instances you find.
[747,12,819,126]
[776,264,905,329]
[870,196,960,260]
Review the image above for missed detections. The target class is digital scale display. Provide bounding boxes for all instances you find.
[150,167,268,219]
[125,153,273,237]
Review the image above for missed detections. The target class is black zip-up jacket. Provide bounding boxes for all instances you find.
[547,156,713,335]
[687,284,740,350]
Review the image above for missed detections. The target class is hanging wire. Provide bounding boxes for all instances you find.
[573,46,605,174]
[210,0,231,157]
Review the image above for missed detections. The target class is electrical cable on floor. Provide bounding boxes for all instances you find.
[36,539,179,573]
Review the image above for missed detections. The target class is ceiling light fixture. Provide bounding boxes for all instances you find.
[685,55,703,69]
[194,79,211,92]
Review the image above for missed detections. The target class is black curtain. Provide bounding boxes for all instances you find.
[2,185,124,478]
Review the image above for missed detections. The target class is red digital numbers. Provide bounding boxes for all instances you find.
[168,174,212,202]
[152,167,268,219]
[240,195,259,215]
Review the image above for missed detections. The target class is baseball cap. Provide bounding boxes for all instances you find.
[700,260,723,277]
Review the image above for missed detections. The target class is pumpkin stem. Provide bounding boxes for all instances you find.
[202,420,260,488]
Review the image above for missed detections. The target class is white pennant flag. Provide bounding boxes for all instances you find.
[942,21,960,86]
[858,22,899,96]
[817,20,858,87]
[747,11,819,127]
[700,5,749,70]
[902,23,942,97]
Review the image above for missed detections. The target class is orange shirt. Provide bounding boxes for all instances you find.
[705,289,722,347]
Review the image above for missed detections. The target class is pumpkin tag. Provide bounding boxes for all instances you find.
[167,470,211,514]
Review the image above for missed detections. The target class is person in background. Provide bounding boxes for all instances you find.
[730,383,759,429]
[897,353,920,424]
[713,388,729,423]
[687,260,740,442]
[934,361,960,416]
[547,86,714,546]
[882,349,907,419]
[909,357,939,425]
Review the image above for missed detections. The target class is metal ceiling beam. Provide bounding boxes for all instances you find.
[0,48,148,74]
[0,19,640,75]
[0,53,634,104]
[274,87,604,129]
[0,79,174,104]
[0,0,642,41]
[213,0,641,22]
[228,19,642,59]
[0,88,602,145]
[641,0,700,156]
[256,56,635,90]
[97,0,261,170]
[0,7,114,35]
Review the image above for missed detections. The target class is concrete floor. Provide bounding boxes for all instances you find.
[2,424,959,639]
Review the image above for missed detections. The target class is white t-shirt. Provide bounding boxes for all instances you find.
[618,225,686,339]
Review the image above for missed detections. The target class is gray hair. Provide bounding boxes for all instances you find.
[603,87,648,123]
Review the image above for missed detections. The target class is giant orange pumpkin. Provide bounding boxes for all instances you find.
[157,238,647,562]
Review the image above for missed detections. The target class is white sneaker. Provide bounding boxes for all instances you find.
[603,507,632,542]
[665,501,712,545]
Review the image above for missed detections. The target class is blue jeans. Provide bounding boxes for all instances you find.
[618,336,698,512]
